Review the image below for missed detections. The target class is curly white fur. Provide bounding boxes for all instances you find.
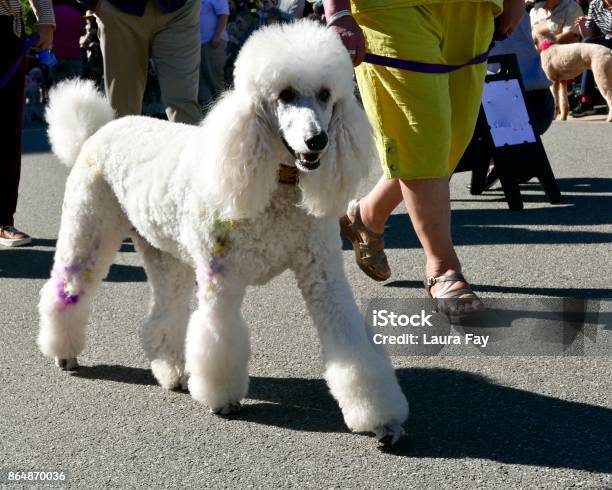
[37,21,408,441]
[45,79,115,166]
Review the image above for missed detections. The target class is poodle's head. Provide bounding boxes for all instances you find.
[532,25,557,50]
[202,20,374,220]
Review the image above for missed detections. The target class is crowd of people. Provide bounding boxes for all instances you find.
[18,0,327,121]
[0,0,610,311]
[13,0,612,124]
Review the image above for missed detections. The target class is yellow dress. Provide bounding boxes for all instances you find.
[352,1,503,179]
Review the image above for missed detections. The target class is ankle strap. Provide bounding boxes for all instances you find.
[425,272,466,289]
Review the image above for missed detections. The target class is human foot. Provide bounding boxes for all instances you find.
[340,200,391,281]
[425,272,484,321]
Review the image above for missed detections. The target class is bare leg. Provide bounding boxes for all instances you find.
[347,174,470,296]
[354,176,402,234]
[399,177,472,296]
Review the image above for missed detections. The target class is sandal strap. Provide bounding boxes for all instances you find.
[425,272,466,289]
[435,287,477,299]
[358,247,388,266]
[348,200,384,240]
[425,273,479,299]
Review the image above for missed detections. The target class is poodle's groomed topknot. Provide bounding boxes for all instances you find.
[233,20,355,100]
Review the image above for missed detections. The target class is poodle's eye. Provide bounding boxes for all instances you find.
[279,88,297,103]
[318,89,331,103]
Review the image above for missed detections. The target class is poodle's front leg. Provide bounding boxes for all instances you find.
[294,247,409,444]
[185,274,250,415]
[558,81,570,120]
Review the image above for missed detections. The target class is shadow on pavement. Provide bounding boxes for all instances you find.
[71,364,157,386]
[22,125,51,154]
[0,248,145,281]
[68,364,612,473]
[384,279,612,299]
[346,178,612,251]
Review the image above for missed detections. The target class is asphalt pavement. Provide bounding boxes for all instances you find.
[1,121,611,489]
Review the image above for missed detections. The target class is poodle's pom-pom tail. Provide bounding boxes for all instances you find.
[46,79,114,167]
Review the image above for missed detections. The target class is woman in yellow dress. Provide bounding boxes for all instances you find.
[325,0,525,317]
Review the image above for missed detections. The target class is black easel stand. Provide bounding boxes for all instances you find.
[454,54,562,211]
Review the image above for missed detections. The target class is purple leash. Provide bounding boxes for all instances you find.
[363,40,496,73]
[0,34,38,89]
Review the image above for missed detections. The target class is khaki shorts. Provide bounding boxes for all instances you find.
[354,2,496,180]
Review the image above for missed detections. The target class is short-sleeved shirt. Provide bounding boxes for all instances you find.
[586,0,612,36]
[530,0,584,36]
[200,0,230,44]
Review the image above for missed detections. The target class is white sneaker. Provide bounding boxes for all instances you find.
[0,225,33,247]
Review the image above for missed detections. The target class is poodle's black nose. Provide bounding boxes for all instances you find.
[305,132,328,152]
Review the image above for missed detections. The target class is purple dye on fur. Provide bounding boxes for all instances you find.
[208,256,224,277]
[54,265,82,311]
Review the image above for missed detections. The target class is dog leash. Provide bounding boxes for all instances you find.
[363,40,496,74]
[0,34,38,89]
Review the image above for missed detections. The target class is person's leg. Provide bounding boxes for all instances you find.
[96,0,150,117]
[414,2,492,298]
[351,177,402,235]
[151,0,201,124]
[524,88,555,135]
[347,7,452,280]
[207,40,227,100]
[197,43,212,108]
[0,17,30,245]
[399,178,458,277]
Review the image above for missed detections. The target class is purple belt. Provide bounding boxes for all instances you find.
[0,34,37,89]
[363,41,495,74]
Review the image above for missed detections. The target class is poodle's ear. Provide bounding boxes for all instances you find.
[298,94,374,218]
[197,90,278,220]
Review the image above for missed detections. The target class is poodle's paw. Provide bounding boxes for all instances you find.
[151,359,185,390]
[54,357,78,371]
[187,372,249,413]
[210,401,242,416]
[374,424,406,447]
[178,372,190,392]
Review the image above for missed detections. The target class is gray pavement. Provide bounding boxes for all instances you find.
[1,122,611,489]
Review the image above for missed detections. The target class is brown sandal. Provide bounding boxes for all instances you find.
[340,200,391,282]
[425,272,484,321]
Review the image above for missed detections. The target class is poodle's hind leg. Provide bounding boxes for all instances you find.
[38,173,127,370]
[133,236,194,391]
[185,272,250,415]
[293,244,409,445]
[591,64,612,122]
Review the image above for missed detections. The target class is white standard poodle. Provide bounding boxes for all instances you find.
[38,21,409,445]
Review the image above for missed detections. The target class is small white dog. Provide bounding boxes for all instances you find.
[38,21,408,445]
[533,27,612,122]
